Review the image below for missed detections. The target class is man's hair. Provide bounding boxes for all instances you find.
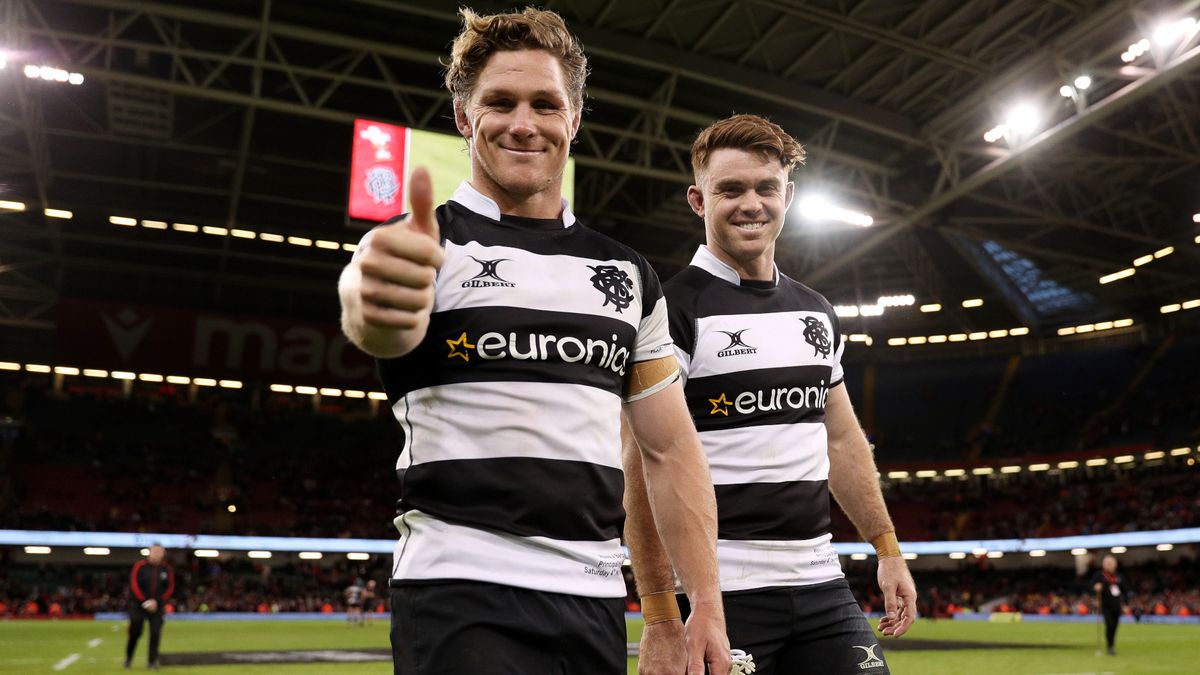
[691,114,806,179]
[445,7,588,111]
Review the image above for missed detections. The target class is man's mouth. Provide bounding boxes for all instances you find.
[732,221,767,231]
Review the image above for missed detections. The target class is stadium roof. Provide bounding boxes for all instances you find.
[1,0,1198,349]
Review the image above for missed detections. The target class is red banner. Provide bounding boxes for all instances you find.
[55,299,377,387]
[348,119,409,222]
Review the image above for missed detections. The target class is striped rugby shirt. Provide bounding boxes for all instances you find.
[373,182,673,598]
[666,245,845,592]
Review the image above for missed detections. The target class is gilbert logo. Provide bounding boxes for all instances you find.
[716,329,756,358]
[852,644,885,670]
[101,308,154,360]
[463,256,516,288]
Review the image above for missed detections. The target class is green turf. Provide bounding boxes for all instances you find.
[1,617,1195,674]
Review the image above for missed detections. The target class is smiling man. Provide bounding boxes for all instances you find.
[337,8,728,675]
[624,115,917,675]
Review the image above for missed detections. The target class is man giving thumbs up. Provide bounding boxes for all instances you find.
[338,7,728,675]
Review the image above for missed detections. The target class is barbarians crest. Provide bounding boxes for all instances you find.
[364,166,399,205]
[800,316,831,357]
[588,264,634,313]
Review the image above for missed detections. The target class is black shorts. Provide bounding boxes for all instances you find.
[679,578,890,675]
[389,581,625,674]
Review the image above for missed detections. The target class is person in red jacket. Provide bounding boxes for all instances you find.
[125,544,174,670]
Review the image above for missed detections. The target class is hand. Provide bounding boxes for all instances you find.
[356,166,444,331]
[876,556,916,637]
[141,599,158,613]
[639,619,687,675]
[684,600,731,675]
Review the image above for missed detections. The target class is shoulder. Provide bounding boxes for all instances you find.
[663,266,714,305]
[779,274,836,314]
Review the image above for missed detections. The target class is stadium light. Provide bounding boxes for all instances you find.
[849,553,868,561]
[1113,455,1135,464]
[231,229,256,239]
[260,232,284,242]
[172,223,198,233]
[1010,327,1030,336]
[886,471,910,479]
[270,384,294,393]
[1073,75,1092,90]
[796,195,874,227]
[1070,548,1088,556]
[218,380,242,389]
[877,294,915,307]
[24,546,52,554]
[368,392,388,401]
[961,298,983,308]
[82,369,107,377]
[248,551,272,559]
[847,334,873,346]
[316,240,340,250]
[1000,465,1021,474]
[298,551,323,560]
[347,553,371,561]
[83,547,111,556]
[140,548,150,556]
[1086,458,1108,467]
[1144,451,1165,460]
[972,548,988,557]
[1057,460,1080,469]
[1099,268,1135,284]
[194,550,220,558]
[919,303,941,313]
[1111,546,1127,554]
[971,467,994,475]
[138,373,164,383]
[907,336,927,345]
[109,216,137,226]
[44,208,72,219]
[193,378,217,386]
[203,226,228,236]
[344,390,366,398]
[1133,254,1153,266]
[295,385,318,395]
[1028,463,1050,471]
[1029,550,1047,557]
[948,333,967,342]
[53,366,80,376]
[343,243,358,252]
[0,200,26,211]
[915,470,938,478]
[141,220,167,230]
[166,376,190,385]
[1152,16,1198,46]
[944,468,965,477]
[1157,544,1174,552]
[288,236,313,247]
[968,332,987,341]
[227,505,237,513]
[1194,213,1200,224]
[25,364,50,373]
[1169,447,1191,456]
[986,551,1003,558]
[833,305,859,318]
[902,552,918,560]
[319,388,342,397]
[0,361,19,371]
[948,552,967,560]
[1121,38,1151,62]
[859,304,884,317]
[1058,85,1075,98]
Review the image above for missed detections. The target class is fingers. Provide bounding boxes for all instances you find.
[894,587,918,637]
[707,643,732,675]
[368,224,444,270]
[407,166,438,240]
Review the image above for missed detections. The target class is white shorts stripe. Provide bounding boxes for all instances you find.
[715,535,845,592]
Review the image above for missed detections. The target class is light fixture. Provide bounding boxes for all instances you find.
[194,549,220,558]
[920,303,941,313]
[298,551,323,560]
[1152,17,1198,47]
[796,195,874,227]
[248,551,272,559]
[83,547,111,556]
[1005,103,1040,135]
[1058,85,1075,98]
[948,552,967,560]
[1099,268,1135,284]
[833,305,859,318]
[1111,546,1127,554]
[1071,548,1088,556]
[44,208,73,219]
[850,553,868,561]
[1073,75,1092,90]
[347,553,371,561]
[886,471,910,479]
[1029,550,1047,557]
[227,504,237,513]
[1157,544,1174,552]
[24,546,52,554]
[858,304,884,317]
[0,200,26,211]
[961,298,983,308]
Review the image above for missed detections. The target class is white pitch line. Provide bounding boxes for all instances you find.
[52,653,80,671]
[87,638,102,648]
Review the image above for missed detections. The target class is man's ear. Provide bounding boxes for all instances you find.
[783,180,795,211]
[454,99,472,139]
[686,184,705,218]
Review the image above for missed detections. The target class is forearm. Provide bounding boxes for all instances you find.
[828,430,895,541]
[338,264,427,358]
[621,417,678,596]
[626,382,721,605]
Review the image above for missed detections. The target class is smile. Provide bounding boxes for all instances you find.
[732,222,767,231]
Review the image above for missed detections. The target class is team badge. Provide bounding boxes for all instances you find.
[588,264,634,313]
[800,316,831,357]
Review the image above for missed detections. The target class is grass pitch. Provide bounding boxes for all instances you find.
[1,617,1195,673]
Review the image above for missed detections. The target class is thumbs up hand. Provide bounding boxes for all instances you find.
[341,167,445,357]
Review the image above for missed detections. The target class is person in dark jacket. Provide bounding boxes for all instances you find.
[125,544,174,669]
[1091,554,1129,655]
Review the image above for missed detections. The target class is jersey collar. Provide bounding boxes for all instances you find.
[690,245,779,287]
[449,181,576,228]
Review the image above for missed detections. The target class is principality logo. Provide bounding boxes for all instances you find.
[708,393,732,416]
[800,316,832,357]
[852,644,885,670]
[463,256,516,288]
[716,329,757,358]
[588,265,634,313]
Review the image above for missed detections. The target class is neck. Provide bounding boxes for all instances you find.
[706,243,775,282]
[469,177,564,220]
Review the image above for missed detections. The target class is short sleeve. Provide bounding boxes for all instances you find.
[630,255,674,364]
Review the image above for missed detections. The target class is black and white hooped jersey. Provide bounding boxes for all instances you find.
[665,245,846,592]
[370,182,672,599]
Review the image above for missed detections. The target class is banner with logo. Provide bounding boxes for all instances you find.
[55,299,376,387]
[348,119,410,222]
[346,119,575,223]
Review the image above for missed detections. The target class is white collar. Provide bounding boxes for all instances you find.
[690,245,779,287]
[448,181,575,228]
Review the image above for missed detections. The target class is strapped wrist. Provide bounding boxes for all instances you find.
[871,531,902,559]
[640,590,681,626]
